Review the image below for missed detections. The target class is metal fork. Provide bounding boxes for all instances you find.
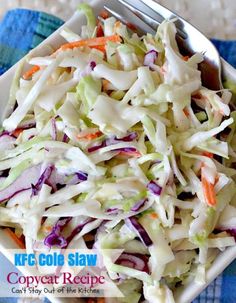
[104,0,222,91]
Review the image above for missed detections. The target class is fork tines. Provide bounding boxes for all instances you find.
[104,0,187,39]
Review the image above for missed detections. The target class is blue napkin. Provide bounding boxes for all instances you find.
[0,8,63,74]
[0,8,236,303]
[212,39,236,68]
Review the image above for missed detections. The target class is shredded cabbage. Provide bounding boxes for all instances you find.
[0,7,236,303]
[76,75,102,114]
[78,3,96,38]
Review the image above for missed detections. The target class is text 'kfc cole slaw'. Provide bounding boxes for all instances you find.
[0,3,236,303]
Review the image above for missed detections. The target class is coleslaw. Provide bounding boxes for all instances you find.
[0,4,236,302]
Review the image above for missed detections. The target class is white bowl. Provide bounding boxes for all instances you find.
[0,1,236,302]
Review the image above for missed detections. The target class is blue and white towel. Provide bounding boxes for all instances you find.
[0,8,63,74]
[0,8,236,303]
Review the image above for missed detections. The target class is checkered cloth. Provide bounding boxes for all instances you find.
[0,8,236,303]
[0,8,63,75]
[193,262,236,303]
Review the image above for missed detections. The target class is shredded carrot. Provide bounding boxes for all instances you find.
[102,79,111,91]
[119,151,141,158]
[150,213,158,219]
[182,56,190,61]
[84,234,94,242]
[12,128,24,138]
[23,65,40,80]
[202,151,214,158]
[60,35,121,51]
[97,299,105,303]
[90,45,106,53]
[214,175,219,185]
[127,22,138,32]
[96,21,104,37]
[192,92,208,101]
[77,131,103,140]
[192,92,202,99]
[114,21,122,31]
[99,10,109,19]
[5,228,25,249]
[201,174,216,206]
[183,107,189,117]
[43,226,53,233]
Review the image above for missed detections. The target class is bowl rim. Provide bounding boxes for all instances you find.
[0,1,236,302]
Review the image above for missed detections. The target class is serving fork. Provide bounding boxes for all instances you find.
[104,0,222,91]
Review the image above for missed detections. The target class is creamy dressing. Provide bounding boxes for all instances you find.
[93,64,138,90]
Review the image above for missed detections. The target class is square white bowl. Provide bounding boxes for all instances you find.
[0,1,236,302]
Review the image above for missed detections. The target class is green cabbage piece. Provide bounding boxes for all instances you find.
[0,159,32,190]
[117,279,142,303]
[76,75,102,114]
[224,80,236,95]
[78,3,96,31]
[102,190,147,212]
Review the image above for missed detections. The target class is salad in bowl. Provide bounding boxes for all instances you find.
[0,3,236,303]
